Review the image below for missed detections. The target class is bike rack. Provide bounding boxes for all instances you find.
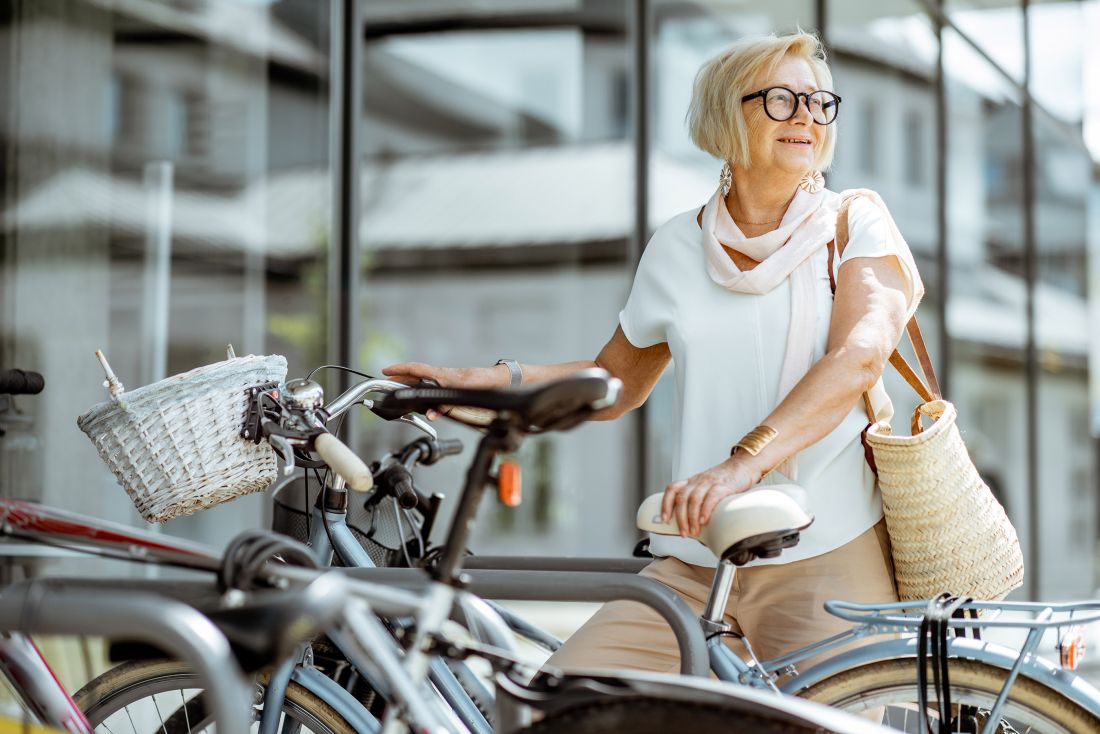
[347,567,710,677]
[0,578,252,734]
[465,556,650,574]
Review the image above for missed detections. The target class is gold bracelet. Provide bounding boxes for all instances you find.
[730,424,778,457]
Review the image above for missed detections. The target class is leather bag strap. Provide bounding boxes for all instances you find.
[826,195,942,421]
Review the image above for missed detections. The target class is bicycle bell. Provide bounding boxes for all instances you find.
[283,378,325,411]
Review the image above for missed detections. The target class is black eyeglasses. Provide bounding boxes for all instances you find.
[741,87,842,125]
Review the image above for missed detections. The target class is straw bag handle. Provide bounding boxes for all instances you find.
[827,196,942,430]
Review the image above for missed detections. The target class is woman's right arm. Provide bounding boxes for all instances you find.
[381,326,670,421]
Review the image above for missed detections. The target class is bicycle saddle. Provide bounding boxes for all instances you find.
[373,367,621,433]
[636,485,813,566]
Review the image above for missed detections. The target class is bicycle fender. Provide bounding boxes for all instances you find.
[779,635,1100,716]
[290,666,382,733]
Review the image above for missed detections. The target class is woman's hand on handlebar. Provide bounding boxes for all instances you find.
[660,456,759,537]
[381,362,510,420]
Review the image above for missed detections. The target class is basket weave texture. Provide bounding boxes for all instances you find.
[77,355,287,523]
[865,399,1025,601]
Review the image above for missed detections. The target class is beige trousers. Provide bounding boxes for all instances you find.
[546,520,899,675]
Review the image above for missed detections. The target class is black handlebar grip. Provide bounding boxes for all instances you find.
[392,473,418,510]
[0,369,45,395]
[382,464,418,510]
[369,379,441,422]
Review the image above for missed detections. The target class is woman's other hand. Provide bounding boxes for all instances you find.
[381,362,510,419]
[660,457,759,537]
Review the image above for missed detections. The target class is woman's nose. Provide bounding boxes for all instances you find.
[792,97,813,124]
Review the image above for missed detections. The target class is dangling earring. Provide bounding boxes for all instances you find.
[798,170,824,194]
[719,162,732,196]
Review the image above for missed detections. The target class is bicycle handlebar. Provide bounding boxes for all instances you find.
[0,369,44,395]
[314,433,373,492]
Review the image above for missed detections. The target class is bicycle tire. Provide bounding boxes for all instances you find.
[798,657,1100,733]
[518,697,843,734]
[72,659,357,734]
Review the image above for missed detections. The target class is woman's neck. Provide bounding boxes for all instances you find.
[725,166,802,225]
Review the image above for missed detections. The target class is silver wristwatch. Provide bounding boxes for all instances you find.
[495,359,522,387]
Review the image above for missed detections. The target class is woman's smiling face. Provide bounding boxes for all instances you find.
[742,55,825,176]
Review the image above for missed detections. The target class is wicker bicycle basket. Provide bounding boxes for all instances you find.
[77,354,288,523]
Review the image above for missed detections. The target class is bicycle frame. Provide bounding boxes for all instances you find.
[302,485,496,734]
[0,498,470,734]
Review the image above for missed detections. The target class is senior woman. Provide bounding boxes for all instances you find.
[384,31,921,673]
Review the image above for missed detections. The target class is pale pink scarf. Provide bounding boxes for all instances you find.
[701,186,923,479]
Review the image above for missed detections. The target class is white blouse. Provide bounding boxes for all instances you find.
[620,192,909,568]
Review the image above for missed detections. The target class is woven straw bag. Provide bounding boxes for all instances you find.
[828,197,1024,601]
[78,352,287,523]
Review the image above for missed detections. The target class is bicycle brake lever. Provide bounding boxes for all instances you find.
[269,434,296,477]
[398,412,437,439]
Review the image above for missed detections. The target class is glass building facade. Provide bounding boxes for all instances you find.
[1,0,1097,601]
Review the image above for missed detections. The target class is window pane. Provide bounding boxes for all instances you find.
[946,0,1024,83]
[827,2,940,432]
[943,27,1031,593]
[644,0,817,492]
[0,1,332,549]
[359,3,635,556]
[1029,2,1095,598]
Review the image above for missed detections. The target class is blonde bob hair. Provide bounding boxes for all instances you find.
[687,31,837,172]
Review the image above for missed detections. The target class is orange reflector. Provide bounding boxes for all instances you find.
[498,461,522,507]
[1059,625,1086,671]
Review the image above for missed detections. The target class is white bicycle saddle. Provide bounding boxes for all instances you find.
[636,485,814,566]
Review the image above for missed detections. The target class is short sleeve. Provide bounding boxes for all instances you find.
[835,195,920,310]
[618,224,676,349]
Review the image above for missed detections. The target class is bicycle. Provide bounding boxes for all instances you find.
[249,371,1100,734]
[237,369,1100,733]
[1,366,892,734]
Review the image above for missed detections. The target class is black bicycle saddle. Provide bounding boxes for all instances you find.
[373,368,622,433]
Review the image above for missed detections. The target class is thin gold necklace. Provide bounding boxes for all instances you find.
[733,215,782,226]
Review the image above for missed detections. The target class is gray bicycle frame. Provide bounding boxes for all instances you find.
[0,578,252,734]
[303,498,495,734]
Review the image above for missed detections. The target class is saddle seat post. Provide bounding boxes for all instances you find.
[702,559,736,627]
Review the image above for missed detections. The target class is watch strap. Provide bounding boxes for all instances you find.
[495,359,522,387]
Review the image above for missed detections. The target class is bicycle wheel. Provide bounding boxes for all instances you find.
[798,658,1099,733]
[519,698,848,734]
[73,660,356,734]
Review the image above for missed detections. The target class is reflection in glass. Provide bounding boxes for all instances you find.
[946,0,1025,83]
[942,27,1036,594]
[827,1,939,431]
[0,1,332,550]
[1029,2,1096,597]
[359,3,636,556]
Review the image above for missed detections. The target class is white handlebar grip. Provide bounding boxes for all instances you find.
[447,406,495,427]
[314,433,374,492]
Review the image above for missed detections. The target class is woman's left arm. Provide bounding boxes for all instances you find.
[662,255,910,536]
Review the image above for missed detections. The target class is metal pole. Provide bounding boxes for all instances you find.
[0,583,251,734]
[1021,0,1040,600]
[329,0,363,447]
[934,2,950,393]
[347,566,710,677]
[141,160,172,387]
[630,0,652,509]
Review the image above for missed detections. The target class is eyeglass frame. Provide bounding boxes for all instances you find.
[740,86,842,125]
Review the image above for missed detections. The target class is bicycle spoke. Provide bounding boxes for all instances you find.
[180,689,190,734]
[125,705,138,734]
[152,694,168,734]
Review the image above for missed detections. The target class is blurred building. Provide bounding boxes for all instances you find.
[0,0,1096,599]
